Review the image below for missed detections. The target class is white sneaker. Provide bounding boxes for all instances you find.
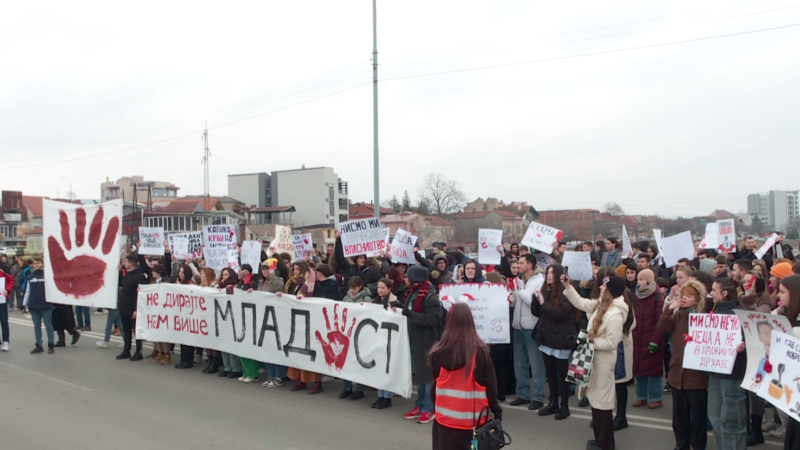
[769,429,785,438]
[272,378,284,387]
[2,342,9,352]
[262,380,275,387]
[96,341,109,349]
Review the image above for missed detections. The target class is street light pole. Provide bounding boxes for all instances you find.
[372,0,380,219]
[61,177,73,200]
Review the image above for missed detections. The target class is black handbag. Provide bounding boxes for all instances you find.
[472,405,511,450]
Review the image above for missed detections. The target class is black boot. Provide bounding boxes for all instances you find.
[747,415,764,446]
[538,397,559,416]
[555,398,571,420]
[613,415,628,430]
[201,356,213,373]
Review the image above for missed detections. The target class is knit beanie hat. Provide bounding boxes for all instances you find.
[263,258,278,270]
[699,258,716,275]
[408,265,429,283]
[614,264,627,279]
[639,269,655,284]
[605,276,626,298]
[771,262,793,280]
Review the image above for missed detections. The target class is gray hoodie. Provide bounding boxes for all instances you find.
[343,287,373,303]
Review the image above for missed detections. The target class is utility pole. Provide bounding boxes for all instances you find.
[372,0,380,219]
[201,122,211,212]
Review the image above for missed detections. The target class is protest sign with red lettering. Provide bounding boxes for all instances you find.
[757,331,800,423]
[391,229,417,265]
[439,283,510,344]
[478,229,503,265]
[735,310,792,393]
[138,227,165,255]
[292,233,313,259]
[269,225,294,262]
[683,313,742,375]
[339,218,385,258]
[521,222,563,254]
[717,219,737,253]
[756,233,780,259]
[203,225,237,250]
[137,284,412,397]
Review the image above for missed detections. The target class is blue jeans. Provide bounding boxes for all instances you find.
[512,328,546,402]
[708,375,747,450]
[0,302,8,343]
[221,352,242,372]
[30,309,54,347]
[378,390,393,399]
[104,309,122,342]
[416,383,433,413]
[263,363,287,379]
[342,380,364,392]
[75,306,91,327]
[635,375,663,403]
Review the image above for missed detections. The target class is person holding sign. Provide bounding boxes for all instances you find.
[531,264,576,421]
[657,279,709,450]
[776,275,800,449]
[707,278,748,450]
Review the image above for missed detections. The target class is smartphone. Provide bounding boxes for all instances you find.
[564,266,569,276]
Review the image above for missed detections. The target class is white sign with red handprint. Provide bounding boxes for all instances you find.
[43,199,122,308]
[521,222,563,254]
[292,233,313,259]
[439,283,511,344]
[137,284,412,397]
[478,229,503,266]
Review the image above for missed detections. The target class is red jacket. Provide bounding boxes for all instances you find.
[1,269,14,300]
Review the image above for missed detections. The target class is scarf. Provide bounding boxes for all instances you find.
[405,281,432,313]
[636,281,657,299]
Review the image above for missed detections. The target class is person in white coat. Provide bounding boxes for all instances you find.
[562,273,629,450]
[509,253,546,410]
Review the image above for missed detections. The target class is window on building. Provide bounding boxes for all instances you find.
[0,225,17,237]
[154,188,168,197]
[339,198,348,210]
[328,186,334,202]
[329,200,334,217]
[338,182,348,195]
[339,214,348,224]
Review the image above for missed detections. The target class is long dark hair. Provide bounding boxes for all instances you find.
[387,266,405,294]
[781,275,800,327]
[177,264,193,284]
[713,277,739,308]
[218,268,238,288]
[428,303,486,379]
[591,267,616,299]
[545,263,565,306]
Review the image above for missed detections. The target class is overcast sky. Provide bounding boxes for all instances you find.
[2,0,799,218]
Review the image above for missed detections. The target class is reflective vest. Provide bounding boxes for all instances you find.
[434,353,490,430]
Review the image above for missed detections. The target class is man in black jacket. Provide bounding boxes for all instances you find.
[117,253,149,361]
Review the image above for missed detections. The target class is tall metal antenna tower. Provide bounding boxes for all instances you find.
[201,122,210,212]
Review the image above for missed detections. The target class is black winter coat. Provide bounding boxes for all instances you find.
[118,265,149,318]
[315,278,341,300]
[531,293,577,350]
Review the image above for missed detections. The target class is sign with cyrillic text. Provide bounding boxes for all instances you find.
[717,219,736,253]
[756,233,780,259]
[240,240,261,270]
[521,222,562,254]
[204,225,237,250]
[439,283,510,344]
[758,332,800,422]
[169,232,203,258]
[391,229,417,265]
[339,218,386,258]
[203,247,228,275]
[478,229,503,266]
[292,233,313,259]
[269,225,294,261]
[138,227,164,256]
[683,313,742,375]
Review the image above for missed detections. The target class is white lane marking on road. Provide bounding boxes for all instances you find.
[0,361,92,392]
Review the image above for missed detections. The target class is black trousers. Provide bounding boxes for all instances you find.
[672,388,708,450]
[592,408,615,450]
[120,315,142,354]
[615,383,628,420]
[180,345,195,365]
[786,418,800,450]
[543,354,571,406]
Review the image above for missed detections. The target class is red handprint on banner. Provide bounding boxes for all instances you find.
[48,206,120,297]
[315,303,357,372]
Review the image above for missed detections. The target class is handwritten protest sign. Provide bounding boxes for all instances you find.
[521,222,563,254]
[717,219,737,253]
[171,236,190,259]
[757,332,800,422]
[699,223,719,250]
[203,225,237,250]
[168,232,203,258]
[660,231,695,268]
[561,251,593,281]
[228,249,240,269]
[439,284,511,344]
[268,225,294,261]
[391,229,417,265]
[735,311,792,393]
[683,313,742,375]
[292,233,313,259]
[137,284,412,397]
[756,233,780,259]
[138,227,165,256]
[339,218,385,258]
[535,253,555,272]
[203,247,229,275]
[240,240,262,270]
[622,225,633,258]
[478,229,503,265]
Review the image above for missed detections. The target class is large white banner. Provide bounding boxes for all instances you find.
[391,229,417,265]
[43,199,122,308]
[203,225,237,249]
[137,284,412,397]
[138,227,165,256]
[478,229,503,265]
[438,283,510,344]
[521,222,563,254]
[168,232,203,258]
[339,218,386,258]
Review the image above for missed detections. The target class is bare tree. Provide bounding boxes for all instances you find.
[601,202,625,216]
[417,173,466,217]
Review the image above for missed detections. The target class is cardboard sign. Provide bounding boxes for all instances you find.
[137,284,412,397]
[621,224,633,258]
[168,232,203,258]
[339,218,386,258]
[138,227,165,256]
[561,251,593,281]
[717,219,737,253]
[683,313,742,375]
[758,332,800,422]
[171,236,190,259]
[735,310,792,393]
[292,233,313,259]
[203,247,229,275]
[699,223,719,250]
[478,229,503,266]
[756,233,780,259]
[439,283,511,344]
[521,222,563,254]
[43,199,122,308]
[660,230,695,268]
[267,225,294,261]
[240,240,262,270]
[391,229,417,265]
[203,225,237,250]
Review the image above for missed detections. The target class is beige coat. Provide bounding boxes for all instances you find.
[564,288,629,411]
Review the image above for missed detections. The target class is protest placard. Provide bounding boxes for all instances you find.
[660,231,695,268]
[438,284,511,344]
[717,219,737,253]
[171,236,190,259]
[137,284,412,397]
[521,222,563,254]
[138,227,165,256]
[391,229,417,265]
[203,224,237,249]
[683,313,742,374]
[735,310,792,393]
[756,233,780,259]
[478,229,503,265]
[653,229,665,257]
[535,253,555,272]
[561,251,593,281]
[43,199,122,308]
[240,240,262,270]
[756,331,800,422]
[622,225,633,258]
[228,249,240,269]
[168,232,203,258]
[699,223,719,250]
[203,247,229,275]
[292,233,313,259]
[269,225,294,261]
[339,218,386,258]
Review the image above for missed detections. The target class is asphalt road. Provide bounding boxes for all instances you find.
[0,315,784,450]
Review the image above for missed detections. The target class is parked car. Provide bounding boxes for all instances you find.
[0,247,16,258]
